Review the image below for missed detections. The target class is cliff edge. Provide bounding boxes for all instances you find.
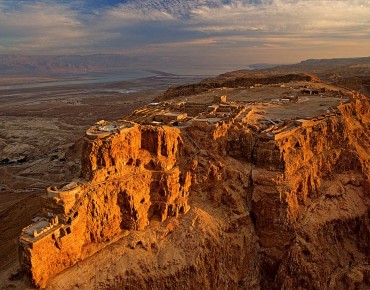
[18,78,370,289]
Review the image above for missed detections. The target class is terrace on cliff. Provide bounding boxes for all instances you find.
[18,76,370,289]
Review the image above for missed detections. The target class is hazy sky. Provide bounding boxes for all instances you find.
[0,0,369,71]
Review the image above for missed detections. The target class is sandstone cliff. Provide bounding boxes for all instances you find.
[19,93,369,289]
[19,123,191,287]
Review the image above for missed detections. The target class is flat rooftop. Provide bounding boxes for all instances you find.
[24,220,50,237]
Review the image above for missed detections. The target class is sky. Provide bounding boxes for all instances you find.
[0,0,370,72]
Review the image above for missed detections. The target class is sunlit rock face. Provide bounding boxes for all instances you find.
[19,123,191,288]
[19,93,370,289]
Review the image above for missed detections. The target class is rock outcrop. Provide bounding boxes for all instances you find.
[19,92,370,289]
[19,122,191,287]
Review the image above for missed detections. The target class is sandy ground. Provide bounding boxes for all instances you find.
[0,74,204,288]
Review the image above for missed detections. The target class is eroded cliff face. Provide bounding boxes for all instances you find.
[252,96,370,289]
[19,95,370,289]
[180,96,369,289]
[19,124,191,287]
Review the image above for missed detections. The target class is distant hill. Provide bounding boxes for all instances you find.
[1,54,369,93]
[157,56,370,100]
[270,56,370,76]
[0,54,138,75]
[271,57,370,95]
[247,63,285,70]
[243,57,370,96]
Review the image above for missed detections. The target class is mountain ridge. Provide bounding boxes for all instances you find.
[1,54,369,76]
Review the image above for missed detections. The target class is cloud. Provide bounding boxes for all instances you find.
[187,0,370,33]
[0,0,369,69]
[0,2,90,53]
[98,0,370,52]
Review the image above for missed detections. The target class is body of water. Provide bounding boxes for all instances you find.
[0,70,157,91]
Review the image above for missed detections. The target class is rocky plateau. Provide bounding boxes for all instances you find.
[0,68,369,289]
